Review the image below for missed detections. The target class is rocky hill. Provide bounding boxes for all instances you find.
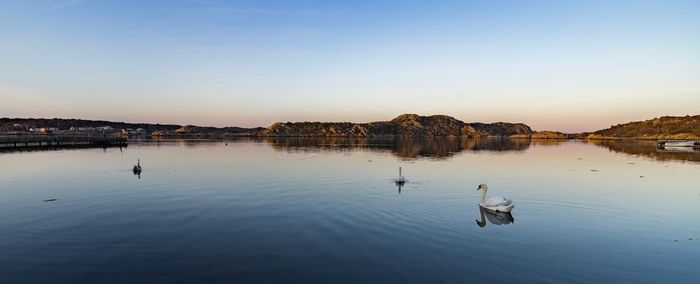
[588,115,700,139]
[260,114,534,137]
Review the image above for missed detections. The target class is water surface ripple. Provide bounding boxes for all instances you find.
[1,138,699,283]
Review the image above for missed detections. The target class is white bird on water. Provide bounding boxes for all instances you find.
[394,167,406,185]
[133,159,142,173]
[477,184,513,212]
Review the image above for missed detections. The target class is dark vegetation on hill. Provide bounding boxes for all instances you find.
[588,115,700,140]
[260,114,534,137]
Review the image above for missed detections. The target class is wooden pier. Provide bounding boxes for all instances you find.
[0,136,127,152]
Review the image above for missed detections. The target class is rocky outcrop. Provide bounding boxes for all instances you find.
[466,122,534,137]
[389,114,464,136]
[260,114,534,137]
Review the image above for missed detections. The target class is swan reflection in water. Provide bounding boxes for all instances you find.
[476,206,514,228]
[395,182,404,194]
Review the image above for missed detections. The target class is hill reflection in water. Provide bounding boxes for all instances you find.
[3,136,700,284]
[135,137,700,163]
[261,137,531,160]
[588,139,700,163]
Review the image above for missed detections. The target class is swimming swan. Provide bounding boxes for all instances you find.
[477,184,513,212]
[133,159,142,173]
[394,167,406,185]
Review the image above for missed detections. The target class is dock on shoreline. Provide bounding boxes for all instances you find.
[657,140,700,148]
[0,136,127,152]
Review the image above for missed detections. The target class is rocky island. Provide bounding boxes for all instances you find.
[261,114,534,137]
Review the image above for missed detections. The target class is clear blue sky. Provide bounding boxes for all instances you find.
[1,0,698,132]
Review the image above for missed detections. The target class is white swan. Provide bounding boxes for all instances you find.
[477,184,513,212]
[394,167,406,185]
[133,159,142,173]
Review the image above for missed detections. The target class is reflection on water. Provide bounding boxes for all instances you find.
[133,137,532,160]
[589,139,700,163]
[1,138,699,283]
[12,137,700,163]
[396,182,404,194]
[476,207,515,228]
[259,137,699,163]
[657,146,700,153]
[529,138,569,146]
[263,137,533,160]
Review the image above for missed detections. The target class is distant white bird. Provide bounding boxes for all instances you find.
[394,167,406,185]
[476,184,513,212]
[133,159,142,173]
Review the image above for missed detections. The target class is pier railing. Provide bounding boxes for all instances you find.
[0,135,127,151]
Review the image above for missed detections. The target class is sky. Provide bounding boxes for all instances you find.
[1,0,699,132]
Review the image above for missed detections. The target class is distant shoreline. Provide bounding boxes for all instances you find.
[0,133,695,141]
[1,114,698,140]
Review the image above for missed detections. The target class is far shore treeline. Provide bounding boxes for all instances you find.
[0,114,698,140]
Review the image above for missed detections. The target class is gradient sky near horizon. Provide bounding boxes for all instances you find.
[1,0,699,132]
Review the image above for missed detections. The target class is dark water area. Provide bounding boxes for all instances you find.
[1,138,699,283]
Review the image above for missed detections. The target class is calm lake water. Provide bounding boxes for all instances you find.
[1,138,699,283]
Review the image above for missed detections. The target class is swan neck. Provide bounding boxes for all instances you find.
[479,187,487,204]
